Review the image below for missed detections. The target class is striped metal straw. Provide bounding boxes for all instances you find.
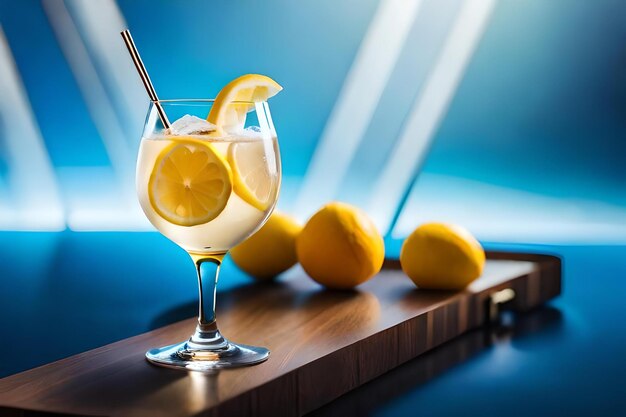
[120,29,170,128]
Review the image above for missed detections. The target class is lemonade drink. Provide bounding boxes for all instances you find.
[134,73,283,370]
[136,129,279,255]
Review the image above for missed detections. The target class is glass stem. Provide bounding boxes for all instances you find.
[197,257,220,325]
[187,254,228,351]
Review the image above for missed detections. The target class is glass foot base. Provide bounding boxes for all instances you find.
[146,341,270,371]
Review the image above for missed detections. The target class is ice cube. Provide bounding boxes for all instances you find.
[167,115,216,135]
[238,126,264,139]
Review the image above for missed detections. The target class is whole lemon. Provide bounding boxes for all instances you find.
[400,223,485,290]
[231,211,302,280]
[296,202,385,289]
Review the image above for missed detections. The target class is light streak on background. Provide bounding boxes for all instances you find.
[337,0,463,208]
[293,0,423,220]
[43,0,150,231]
[367,0,497,234]
[0,27,64,231]
[65,0,146,151]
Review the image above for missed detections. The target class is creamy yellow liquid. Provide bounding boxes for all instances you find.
[136,133,279,255]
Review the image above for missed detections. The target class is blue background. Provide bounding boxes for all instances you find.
[1,0,626,415]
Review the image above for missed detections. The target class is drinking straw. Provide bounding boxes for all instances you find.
[120,29,171,128]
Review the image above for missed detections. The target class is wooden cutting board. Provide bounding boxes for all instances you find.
[0,252,560,417]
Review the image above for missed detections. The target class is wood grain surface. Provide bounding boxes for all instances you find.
[0,252,560,417]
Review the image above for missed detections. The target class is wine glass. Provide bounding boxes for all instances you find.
[136,99,280,370]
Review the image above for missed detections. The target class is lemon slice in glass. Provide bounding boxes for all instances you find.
[149,138,233,226]
[207,74,282,131]
[228,141,277,211]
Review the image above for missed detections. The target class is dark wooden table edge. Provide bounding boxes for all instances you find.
[215,251,562,416]
[0,251,562,417]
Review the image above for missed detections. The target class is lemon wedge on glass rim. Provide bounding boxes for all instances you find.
[207,74,282,131]
[148,138,233,227]
[207,74,282,211]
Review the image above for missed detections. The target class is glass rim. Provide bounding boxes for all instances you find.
[154,99,267,105]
